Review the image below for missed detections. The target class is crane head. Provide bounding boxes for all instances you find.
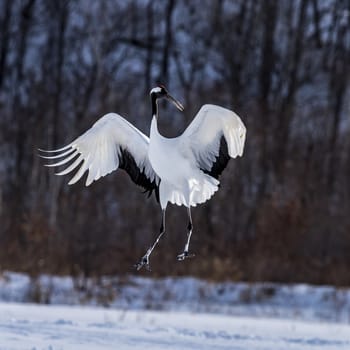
[150,85,184,112]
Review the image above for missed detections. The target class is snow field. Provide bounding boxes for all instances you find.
[1,272,350,323]
[1,302,350,350]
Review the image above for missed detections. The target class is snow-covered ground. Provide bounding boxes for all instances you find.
[1,272,350,323]
[1,302,350,350]
[1,272,350,349]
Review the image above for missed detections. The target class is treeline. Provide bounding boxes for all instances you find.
[0,0,349,285]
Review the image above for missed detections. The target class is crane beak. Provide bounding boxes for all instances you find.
[167,94,184,112]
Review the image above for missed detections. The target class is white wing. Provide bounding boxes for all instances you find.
[180,104,246,178]
[40,113,159,197]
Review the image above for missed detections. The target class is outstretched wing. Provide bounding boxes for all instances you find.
[40,113,159,200]
[180,104,246,179]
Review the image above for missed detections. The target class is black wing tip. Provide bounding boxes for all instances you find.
[203,137,230,180]
[119,148,160,203]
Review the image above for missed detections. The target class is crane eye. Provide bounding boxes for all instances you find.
[159,84,167,93]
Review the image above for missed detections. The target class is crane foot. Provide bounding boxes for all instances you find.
[177,251,195,261]
[134,255,151,271]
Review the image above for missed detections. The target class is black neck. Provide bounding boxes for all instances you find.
[151,94,158,118]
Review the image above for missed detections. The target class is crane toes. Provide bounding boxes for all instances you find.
[135,255,151,271]
[177,251,195,261]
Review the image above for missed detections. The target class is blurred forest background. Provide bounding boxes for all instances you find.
[0,0,349,285]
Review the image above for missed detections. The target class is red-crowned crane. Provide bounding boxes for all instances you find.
[40,85,246,270]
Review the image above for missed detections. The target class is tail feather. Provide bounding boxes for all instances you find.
[189,175,219,207]
[160,175,219,209]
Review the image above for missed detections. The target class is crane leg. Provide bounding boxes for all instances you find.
[177,207,195,261]
[135,209,166,271]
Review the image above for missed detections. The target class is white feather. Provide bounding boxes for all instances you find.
[180,104,246,171]
[44,150,78,167]
[56,155,84,176]
[39,148,75,159]
[45,113,157,187]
